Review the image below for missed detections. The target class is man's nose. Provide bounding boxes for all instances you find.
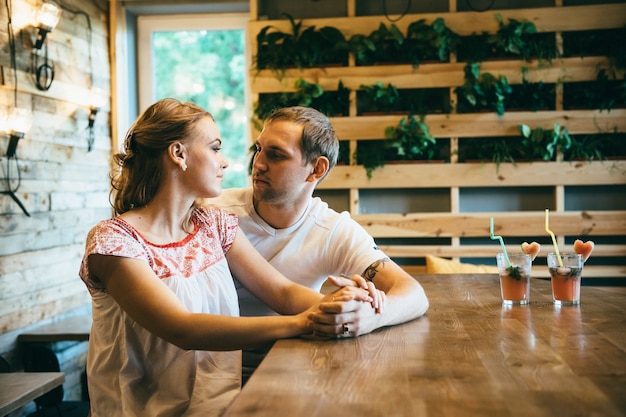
[253,151,266,171]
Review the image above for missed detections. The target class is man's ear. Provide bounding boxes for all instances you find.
[306,156,329,182]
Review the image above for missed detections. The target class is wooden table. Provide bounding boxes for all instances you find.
[223,274,626,417]
[0,372,65,415]
[18,315,92,342]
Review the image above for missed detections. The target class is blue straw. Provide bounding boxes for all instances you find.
[490,217,511,267]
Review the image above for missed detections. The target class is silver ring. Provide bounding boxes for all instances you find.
[342,323,349,335]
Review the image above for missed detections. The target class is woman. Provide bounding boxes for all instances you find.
[79,98,379,416]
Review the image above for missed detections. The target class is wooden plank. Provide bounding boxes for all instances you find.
[0,225,94,256]
[0,259,83,299]
[381,244,626,258]
[0,280,89,317]
[18,315,91,342]
[248,4,626,37]
[318,161,626,189]
[250,57,608,93]
[0,373,65,416]
[402,261,626,278]
[353,211,626,238]
[0,292,90,334]
[0,245,83,275]
[326,110,626,140]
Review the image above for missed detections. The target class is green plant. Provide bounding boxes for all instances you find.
[254,14,349,77]
[384,115,437,162]
[359,82,401,113]
[455,62,512,115]
[507,76,556,111]
[459,137,521,170]
[457,14,558,63]
[355,140,387,179]
[492,14,534,57]
[404,18,459,66]
[254,79,350,123]
[355,115,437,179]
[519,123,572,161]
[349,23,405,66]
[563,71,626,112]
[349,19,459,67]
[563,131,624,162]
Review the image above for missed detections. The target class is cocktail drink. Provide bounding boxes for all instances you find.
[496,253,531,305]
[548,253,583,305]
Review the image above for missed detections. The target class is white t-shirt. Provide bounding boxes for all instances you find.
[208,188,388,317]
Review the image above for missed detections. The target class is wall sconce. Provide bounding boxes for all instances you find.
[86,89,106,152]
[2,108,33,216]
[32,2,61,91]
[34,1,61,50]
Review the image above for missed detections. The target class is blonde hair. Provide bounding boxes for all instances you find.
[110,98,214,215]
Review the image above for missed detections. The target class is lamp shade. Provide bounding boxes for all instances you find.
[89,88,107,110]
[36,2,61,31]
[9,108,33,137]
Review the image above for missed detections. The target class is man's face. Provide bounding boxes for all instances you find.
[251,120,314,205]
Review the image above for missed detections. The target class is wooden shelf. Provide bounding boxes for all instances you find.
[248,1,626,279]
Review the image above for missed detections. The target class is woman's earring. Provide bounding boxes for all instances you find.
[181,163,187,172]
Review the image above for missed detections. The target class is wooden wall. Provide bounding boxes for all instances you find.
[248,1,626,280]
[0,0,111,407]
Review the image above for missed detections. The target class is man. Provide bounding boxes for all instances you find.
[205,106,429,381]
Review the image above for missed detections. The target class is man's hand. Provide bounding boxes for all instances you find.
[308,275,387,338]
[326,274,386,314]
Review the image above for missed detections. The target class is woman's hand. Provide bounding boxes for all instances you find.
[326,274,385,314]
[307,279,387,339]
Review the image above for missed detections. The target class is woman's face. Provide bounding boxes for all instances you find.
[184,116,229,198]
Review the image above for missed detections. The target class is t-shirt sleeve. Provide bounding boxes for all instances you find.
[196,206,239,254]
[326,212,389,280]
[78,220,150,294]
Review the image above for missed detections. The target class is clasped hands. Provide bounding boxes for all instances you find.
[307,274,387,339]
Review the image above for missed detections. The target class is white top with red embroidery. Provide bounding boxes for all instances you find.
[79,206,241,417]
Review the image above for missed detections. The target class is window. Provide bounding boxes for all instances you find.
[137,13,250,188]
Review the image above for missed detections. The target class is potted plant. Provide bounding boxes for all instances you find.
[507,76,556,112]
[458,137,521,171]
[348,23,405,66]
[254,78,350,123]
[358,82,401,114]
[457,14,558,63]
[455,62,512,116]
[384,114,437,163]
[355,139,387,179]
[519,123,572,161]
[564,68,626,112]
[254,14,349,77]
[403,18,460,66]
[563,130,624,162]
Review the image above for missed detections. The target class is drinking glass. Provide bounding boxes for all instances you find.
[496,253,531,305]
[547,253,583,306]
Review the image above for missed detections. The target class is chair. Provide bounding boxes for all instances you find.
[0,355,10,372]
[23,345,90,417]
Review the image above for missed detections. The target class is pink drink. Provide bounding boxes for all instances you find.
[497,253,531,305]
[548,253,583,305]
